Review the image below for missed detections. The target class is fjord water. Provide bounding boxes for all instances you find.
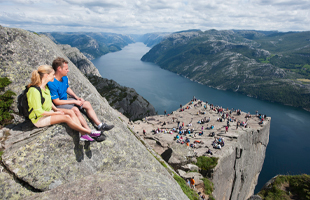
[92,42,310,193]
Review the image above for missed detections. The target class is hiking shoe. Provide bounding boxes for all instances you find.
[80,134,95,142]
[93,133,107,142]
[90,130,101,138]
[99,123,114,131]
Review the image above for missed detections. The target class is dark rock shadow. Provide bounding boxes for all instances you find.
[64,125,92,162]
[84,142,92,159]
[8,120,36,132]
[161,148,172,163]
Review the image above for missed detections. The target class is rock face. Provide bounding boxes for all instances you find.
[58,44,101,77]
[0,25,188,199]
[87,76,157,121]
[211,120,270,200]
[59,44,157,121]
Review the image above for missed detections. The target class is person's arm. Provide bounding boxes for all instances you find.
[67,88,85,102]
[41,110,64,116]
[52,98,82,106]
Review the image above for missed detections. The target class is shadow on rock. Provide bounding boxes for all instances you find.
[64,126,93,162]
[8,120,36,132]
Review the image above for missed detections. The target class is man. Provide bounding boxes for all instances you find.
[190,177,195,189]
[47,57,114,139]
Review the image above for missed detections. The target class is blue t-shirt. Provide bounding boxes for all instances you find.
[47,76,69,100]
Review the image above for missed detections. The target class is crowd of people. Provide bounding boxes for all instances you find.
[147,98,268,153]
[142,97,268,196]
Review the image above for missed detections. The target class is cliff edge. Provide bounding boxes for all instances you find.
[130,100,270,200]
[0,25,188,199]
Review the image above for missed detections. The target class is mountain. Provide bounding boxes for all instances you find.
[42,32,135,60]
[131,32,170,47]
[0,25,187,199]
[141,29,310,110]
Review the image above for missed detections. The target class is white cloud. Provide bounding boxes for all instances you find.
[0,0,309,33]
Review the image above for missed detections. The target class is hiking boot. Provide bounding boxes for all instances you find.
[93,133,107,142]
[80,134,95,142]
[99,123,114,131]
[90,130,101,138]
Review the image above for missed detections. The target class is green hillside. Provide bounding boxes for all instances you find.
[141,30,310,110]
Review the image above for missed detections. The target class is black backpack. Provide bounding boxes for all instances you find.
[17,86,45,120]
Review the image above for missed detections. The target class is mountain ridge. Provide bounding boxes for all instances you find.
[141,29,310,111]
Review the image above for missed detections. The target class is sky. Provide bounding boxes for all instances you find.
[0,0,309,34]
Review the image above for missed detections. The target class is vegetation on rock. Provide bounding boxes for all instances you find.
[196,156,218,171]
[258,174,310,200]
[173,174,200,200]
[0,77,15,128]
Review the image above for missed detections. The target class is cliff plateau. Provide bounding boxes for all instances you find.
[131,101,270,200]
[0,25,188,199]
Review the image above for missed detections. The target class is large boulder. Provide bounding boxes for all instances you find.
[161,143,196,168]
[0,25,188,199]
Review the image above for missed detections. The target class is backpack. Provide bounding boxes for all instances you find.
[17,86,45,120]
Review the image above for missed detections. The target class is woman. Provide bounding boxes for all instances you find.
[27,65,101,142]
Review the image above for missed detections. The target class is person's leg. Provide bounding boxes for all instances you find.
[71,106,92,130]
[57,98,92,130]
[80,101,101,126]
[58,108,82,126]
[50,114,90,135]
[82,101,114,131]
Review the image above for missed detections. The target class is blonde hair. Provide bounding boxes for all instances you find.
[27,65,53,88]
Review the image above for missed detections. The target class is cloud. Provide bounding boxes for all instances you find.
[0,0,309,33]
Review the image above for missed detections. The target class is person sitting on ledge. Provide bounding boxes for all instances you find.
[27,65,101,142]
[245,112,251,118]
[47,57,114,134]
[207,148,213,155]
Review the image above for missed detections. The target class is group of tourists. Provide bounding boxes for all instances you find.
[24,58,114,142]
[212,137,224,149]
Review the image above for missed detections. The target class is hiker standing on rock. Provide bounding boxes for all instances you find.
[190,177,195,188]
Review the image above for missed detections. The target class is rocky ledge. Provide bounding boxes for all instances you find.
[123,100,270,200]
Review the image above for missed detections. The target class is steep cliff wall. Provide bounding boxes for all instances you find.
[211,119,270,200]
[0,25,188,199]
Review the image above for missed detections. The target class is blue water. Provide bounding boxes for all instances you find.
[92,42,310,194]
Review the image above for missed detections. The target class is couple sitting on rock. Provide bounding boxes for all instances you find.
[26,57,114,142]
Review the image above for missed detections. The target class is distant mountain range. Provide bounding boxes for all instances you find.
[42,32,170,60]
[141,29,310,110]
[41,32,135,60]
[130,32,170,47]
